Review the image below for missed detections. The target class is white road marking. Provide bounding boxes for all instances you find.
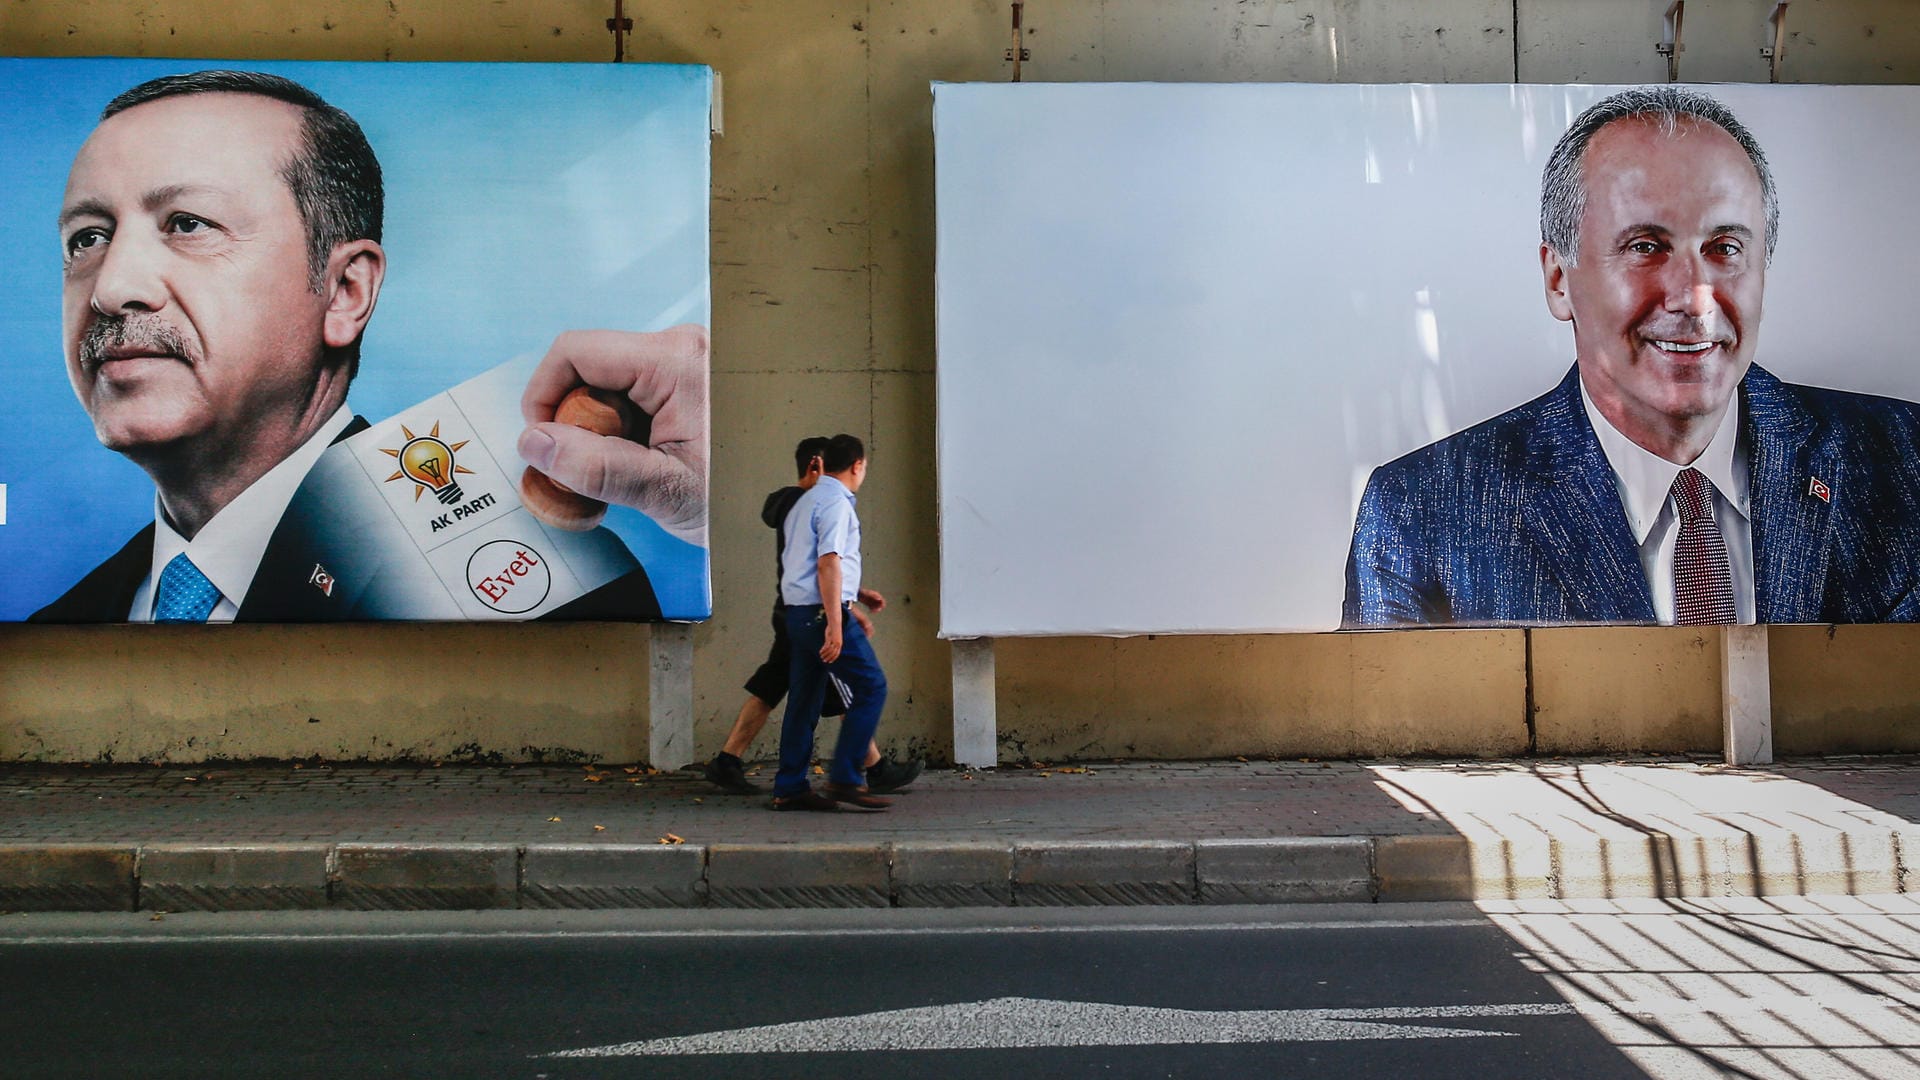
[550,989,1920,1059]
[547,997,1572,1057]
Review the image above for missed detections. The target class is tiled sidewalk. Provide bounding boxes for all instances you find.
[1,756,1915,910]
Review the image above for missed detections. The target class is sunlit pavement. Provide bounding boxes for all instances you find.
[3,756,1917,910]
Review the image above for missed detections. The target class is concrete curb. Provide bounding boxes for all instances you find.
[2,829,1916,912]
[0,845,136,912]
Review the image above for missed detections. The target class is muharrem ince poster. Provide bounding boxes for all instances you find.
[934,82,1920,637]
[0,59,712,623]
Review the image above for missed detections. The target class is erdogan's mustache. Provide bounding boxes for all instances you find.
[79,313,196,372]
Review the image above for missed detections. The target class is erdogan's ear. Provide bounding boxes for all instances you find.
[1541,244,1574,323]
[322,239,386,351]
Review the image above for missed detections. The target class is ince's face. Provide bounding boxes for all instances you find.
[59,92,331,461]
[1559,117,1767,434]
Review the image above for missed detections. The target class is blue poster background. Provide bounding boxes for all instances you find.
[0,58,712,621]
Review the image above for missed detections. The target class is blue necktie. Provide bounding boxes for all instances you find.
[154,553,221,622]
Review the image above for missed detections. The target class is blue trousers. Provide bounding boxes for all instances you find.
[775,603,888,796]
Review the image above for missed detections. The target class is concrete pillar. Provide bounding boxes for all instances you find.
[1722,625,1773,766]
[952,637,998,768]
[649,622,695,770]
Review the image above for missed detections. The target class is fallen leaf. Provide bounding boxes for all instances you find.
[627,777,643,783]
[150,912,165,922]
[693,797,705,804]
[812,765,825,775]
[593,825,607,832]
[658,833,685,845]
[547,816,562,823]
[623,766,640,774]
[1235,756,1249,762]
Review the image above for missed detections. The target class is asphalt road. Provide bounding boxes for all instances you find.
[4,899,1917,1079]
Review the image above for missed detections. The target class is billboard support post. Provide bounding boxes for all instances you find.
[649,623,695,769]
[952,638,998,768]
[1722,625,1774,766]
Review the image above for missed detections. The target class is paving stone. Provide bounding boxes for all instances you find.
[521,844,705,908]
[706,843,890,908]
[1196,838,1372,903]
[1373,835,1475,902]
[893,841,1014,907]
[1013,841,1195,906]
[331,844,517,910]
[138,844,329,911]
[0,845,135,911]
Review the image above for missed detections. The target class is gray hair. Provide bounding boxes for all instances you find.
[1540,86,1777,265]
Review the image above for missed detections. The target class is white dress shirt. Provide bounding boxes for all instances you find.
[1581,380,1755,625]
[128,405,354,622]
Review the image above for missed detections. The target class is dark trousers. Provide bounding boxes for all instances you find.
[774,603,887,796]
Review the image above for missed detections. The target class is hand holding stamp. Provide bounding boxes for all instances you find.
[517,326,711,545]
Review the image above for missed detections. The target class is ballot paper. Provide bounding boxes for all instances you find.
[290,354,641,621]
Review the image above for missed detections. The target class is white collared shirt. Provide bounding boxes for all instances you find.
[780,475,862,606]
[1581,380,1755,625]
[128,405,354,622]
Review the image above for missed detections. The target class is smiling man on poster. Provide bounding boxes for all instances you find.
[30,70,707,623]
[1343,85,1920,628]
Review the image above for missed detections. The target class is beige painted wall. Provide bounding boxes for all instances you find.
[3,0,1917,763]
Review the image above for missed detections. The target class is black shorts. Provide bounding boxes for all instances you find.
[744,605,849,715]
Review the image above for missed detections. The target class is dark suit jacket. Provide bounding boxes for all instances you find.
[30,417,660,623]
[1342,363,1920,627]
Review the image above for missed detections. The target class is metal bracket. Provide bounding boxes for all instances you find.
[1762,2,1790,83]
[1655,1,1685,83]
[607,0,635,63]
[1005,2,1029,82]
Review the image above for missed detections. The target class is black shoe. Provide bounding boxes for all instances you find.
[704,753,764,795]
[771,789,840,812]
[865,756,924,794]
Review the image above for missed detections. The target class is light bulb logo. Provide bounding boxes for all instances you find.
[381,421,476,505]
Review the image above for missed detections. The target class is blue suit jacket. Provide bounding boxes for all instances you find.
[1342,364,1920,627]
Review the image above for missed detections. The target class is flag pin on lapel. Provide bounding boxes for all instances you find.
[309,564,336,597]
[1809,476,1831,503]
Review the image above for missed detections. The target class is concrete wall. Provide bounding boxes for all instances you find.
[3,0,1917,763]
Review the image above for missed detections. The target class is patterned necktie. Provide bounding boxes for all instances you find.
[1671,467,1734,625]
[154,553,221,623]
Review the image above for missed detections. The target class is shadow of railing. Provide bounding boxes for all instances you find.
[1370,757,1920,1079]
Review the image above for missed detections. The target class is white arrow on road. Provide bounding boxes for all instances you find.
[548,997,1577,1057]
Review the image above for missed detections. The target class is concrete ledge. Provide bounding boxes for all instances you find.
[1013,841,1195,906]
[1196,838,1373,904]
[138,844,329,911]
[331,844,517,910]
[1374,835,1474,902]
[0,845,136,912]
[893,842,1014,907]
[706,843,890,908]
[1712,816,1902,898]
[521,844,706,908]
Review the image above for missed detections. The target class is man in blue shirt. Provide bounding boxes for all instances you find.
[772,434,892,811]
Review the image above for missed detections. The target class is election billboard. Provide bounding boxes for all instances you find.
[936,82,1920,636]
[0,59,712,623]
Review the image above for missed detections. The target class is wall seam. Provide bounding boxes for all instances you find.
[865,0,879,448]
[1524,628,1538,754]
[1511,0,1521,83]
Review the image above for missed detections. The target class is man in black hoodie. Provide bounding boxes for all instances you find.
[703,437,922,794]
